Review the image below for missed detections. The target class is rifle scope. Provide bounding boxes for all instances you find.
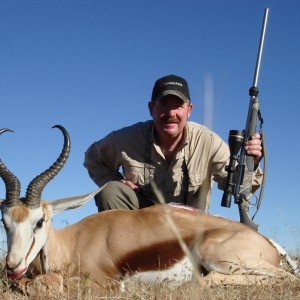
[221,130,244,207]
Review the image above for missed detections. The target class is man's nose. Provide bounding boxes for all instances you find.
[165,107,176,116]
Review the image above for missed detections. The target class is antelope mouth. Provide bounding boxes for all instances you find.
[6,267,27,280]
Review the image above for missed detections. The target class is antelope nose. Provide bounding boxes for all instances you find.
[6,256,22,270]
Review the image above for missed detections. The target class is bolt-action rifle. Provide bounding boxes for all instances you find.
[221,8,269,231]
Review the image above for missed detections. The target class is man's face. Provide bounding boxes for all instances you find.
[148,95,192,139]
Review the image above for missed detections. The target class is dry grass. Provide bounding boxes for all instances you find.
[0,270,300,300]
[0,279,300,300]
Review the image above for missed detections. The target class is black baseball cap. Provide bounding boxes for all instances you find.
[151,74,190,102]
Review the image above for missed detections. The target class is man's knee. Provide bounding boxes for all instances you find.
[98,181,124,198]
[95,181,123,210]
[94,181,139,211]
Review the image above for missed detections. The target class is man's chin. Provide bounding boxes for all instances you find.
[154,122,185,140]
[162,127,182,137]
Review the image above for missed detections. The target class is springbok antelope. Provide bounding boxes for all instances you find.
[0,126,297,288]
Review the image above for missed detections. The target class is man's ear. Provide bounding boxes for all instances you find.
[187,102,193,118]
[148,101,154,117]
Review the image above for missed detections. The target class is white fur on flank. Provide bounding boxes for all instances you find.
[269,239,299,274]
[129,256,193,283]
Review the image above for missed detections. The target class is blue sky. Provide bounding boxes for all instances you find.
[0,0,299,253]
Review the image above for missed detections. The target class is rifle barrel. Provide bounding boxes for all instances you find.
[253,8,269,88]
[243,7,269,151]
[235,8,269,197]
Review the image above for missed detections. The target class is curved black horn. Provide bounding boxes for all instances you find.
[0,128,13,135]
[0,129,21,207]
[24,125,71,208]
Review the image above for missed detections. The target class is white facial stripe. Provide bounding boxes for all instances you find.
[4,205,46,274]
[25,236,36,263]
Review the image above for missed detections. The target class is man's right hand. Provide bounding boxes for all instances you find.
[120,179,139,190]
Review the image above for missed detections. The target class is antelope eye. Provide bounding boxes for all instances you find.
[36,218,44,229]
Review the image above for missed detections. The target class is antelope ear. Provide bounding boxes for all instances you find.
[49,185,105,216]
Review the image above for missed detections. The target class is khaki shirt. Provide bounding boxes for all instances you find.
[84,121,262,212]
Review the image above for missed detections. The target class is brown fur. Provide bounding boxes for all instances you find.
[10,203,30,222]
[27,204,284,287]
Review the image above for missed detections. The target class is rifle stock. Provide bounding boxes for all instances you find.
[238,201,258,231]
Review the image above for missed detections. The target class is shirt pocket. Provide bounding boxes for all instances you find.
[188,172,205,192]
[122,160,145,185]
[121,151,155,187]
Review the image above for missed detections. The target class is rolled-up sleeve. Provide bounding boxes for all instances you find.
[84,132,124,187]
